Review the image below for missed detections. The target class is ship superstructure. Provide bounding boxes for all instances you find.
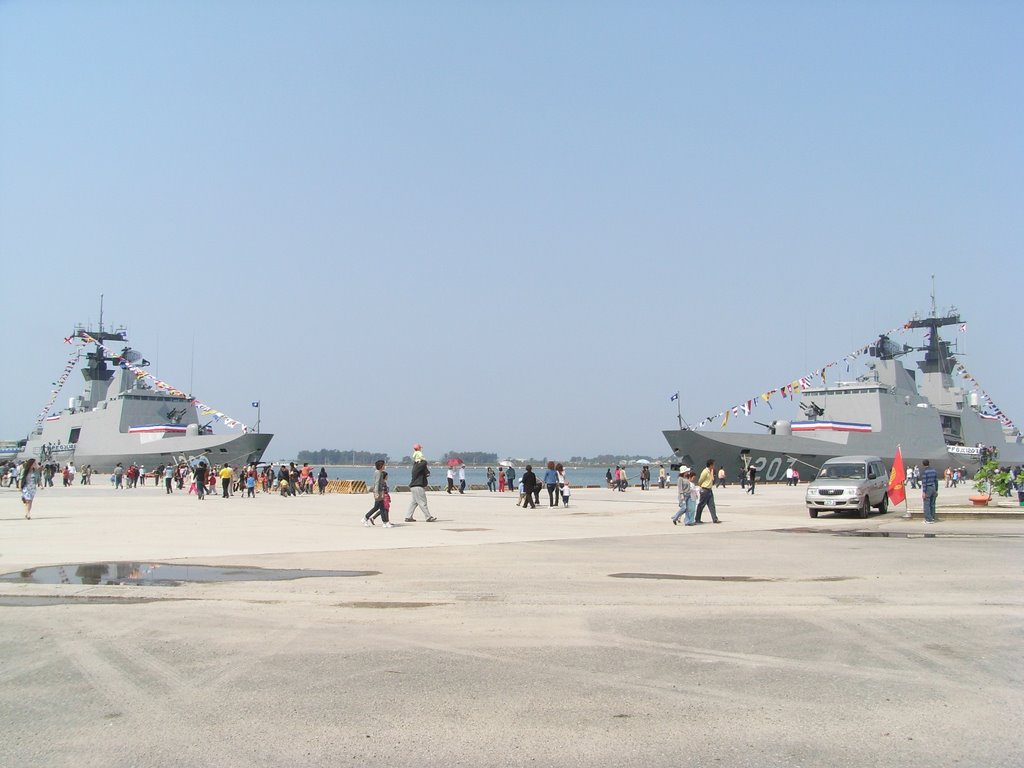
[663,309,1022,482]
[8,320,272,471]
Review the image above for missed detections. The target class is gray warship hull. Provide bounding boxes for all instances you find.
[14,426,272,474]
[664,311,1023,480]
[663,424,1021,484]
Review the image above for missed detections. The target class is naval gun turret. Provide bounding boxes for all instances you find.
[800,401,825,420]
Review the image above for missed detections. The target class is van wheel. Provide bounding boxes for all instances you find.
[877,494,888,513]
[858,497,870,518]
[809,509,818,518]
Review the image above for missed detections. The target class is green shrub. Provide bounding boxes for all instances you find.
[973,459,1013,497]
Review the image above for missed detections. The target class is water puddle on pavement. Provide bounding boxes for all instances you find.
[0,595,174,607]
[611,573,776,582]
[610,573,858,583]
[0,563,380,586]
[773,528,1023,539]
[335,601,448,609]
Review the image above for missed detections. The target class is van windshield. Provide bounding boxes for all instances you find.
[819,463,865,480]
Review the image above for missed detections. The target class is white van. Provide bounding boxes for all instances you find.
[805,455,890,518]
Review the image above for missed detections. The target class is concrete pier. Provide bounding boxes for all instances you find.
[2,482,1021,767]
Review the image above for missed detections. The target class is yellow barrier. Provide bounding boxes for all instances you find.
[323,479,368,494]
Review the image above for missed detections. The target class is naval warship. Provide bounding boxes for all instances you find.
[6,322,272,472]
[664,309,1023,481]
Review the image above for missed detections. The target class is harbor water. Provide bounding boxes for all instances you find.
[314,465,670,488]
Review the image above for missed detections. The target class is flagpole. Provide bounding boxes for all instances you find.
[903,462,913,519]
[903,456,913,519]
[671,391,689,430]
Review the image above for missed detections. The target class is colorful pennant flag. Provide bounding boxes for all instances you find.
[888,446,906,506]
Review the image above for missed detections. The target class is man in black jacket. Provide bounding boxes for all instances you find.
[521,465,538,509]
[194,461,208,501]
[405,454,437,522]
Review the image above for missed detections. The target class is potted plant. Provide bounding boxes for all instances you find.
[971,460,1011,505]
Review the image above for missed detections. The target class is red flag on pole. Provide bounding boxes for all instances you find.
[888,446,906,506]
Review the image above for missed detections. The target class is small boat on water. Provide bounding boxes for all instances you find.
[5,320,272,472]
[663,308,1023,482]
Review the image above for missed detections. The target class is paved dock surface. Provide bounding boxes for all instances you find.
[1,483,1021,767]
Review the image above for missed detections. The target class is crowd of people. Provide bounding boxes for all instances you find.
[0,452,822,524]
[10,450,1021,528]
[156,461,333,499]
[605,466,631,491]
[1,458,338,504]
[512,461,571,509]
[2,461,95,488]
[485,464,517,492]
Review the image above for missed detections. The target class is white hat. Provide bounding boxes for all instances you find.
[678,465,690,473]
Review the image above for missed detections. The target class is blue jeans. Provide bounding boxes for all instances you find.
[672,502,686,524]
[922,489,937,521]
[695,488,717,522]
[672,498,697,525]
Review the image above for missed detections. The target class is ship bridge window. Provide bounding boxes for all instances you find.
[69,428,81,444]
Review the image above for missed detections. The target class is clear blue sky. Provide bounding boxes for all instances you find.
[1,1,1020,460]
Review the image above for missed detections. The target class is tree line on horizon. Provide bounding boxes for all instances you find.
[296,449,389,465]
[441,451,499,465]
